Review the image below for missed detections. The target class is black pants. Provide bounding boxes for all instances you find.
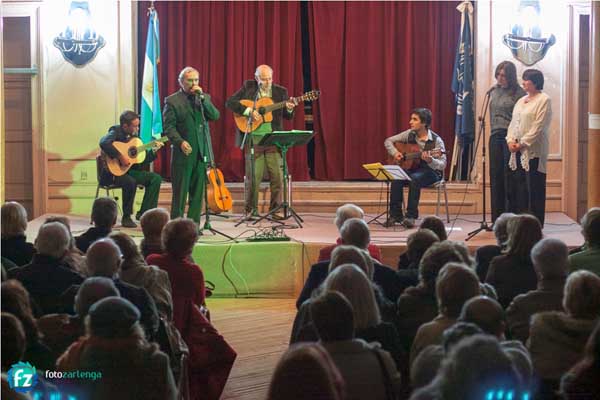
[101,169,162,218]
[489,129,510,223]
[507,154,546,226]
[389,166,441,219]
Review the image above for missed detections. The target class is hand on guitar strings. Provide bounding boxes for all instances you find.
[251,110,262,122]
[421,151,433,163]
[119,154,131,167]
[180,140,193,156]
[394,152,404,162]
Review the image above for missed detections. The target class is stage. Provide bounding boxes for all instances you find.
[27,212,582,298]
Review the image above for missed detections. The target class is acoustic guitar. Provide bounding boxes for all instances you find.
[103,136,168,176]
[388,142,445,170]
[233,90,320,132]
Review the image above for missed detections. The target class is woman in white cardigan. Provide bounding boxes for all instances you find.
[506,69,552,226]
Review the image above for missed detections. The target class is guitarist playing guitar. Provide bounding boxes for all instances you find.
[99,110,164,228]
[383,108,447,228]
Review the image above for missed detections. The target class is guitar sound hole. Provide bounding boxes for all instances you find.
[128,148,138,158]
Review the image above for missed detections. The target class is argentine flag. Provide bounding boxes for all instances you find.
[140,9,162,143]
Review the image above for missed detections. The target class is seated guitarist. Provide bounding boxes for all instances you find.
[225,64,296,218]
[383,108,447,228]
[99,110,163,228]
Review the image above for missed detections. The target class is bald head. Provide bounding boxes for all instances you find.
[459,296,506,338]
[35,222,70,259]
[340,218,370,250]
[86,238,122,278]
[255,64,273,91]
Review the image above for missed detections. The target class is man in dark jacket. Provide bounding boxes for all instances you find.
[99,110,163,228]
[163,66,220,223]
[225,64,296,216]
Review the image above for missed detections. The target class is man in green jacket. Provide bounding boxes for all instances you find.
[163,66,220,223]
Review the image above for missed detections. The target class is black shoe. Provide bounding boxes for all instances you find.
[401,217,415,229]
[135,212,143,221]
[121,216,137,228]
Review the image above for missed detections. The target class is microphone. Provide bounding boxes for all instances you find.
[194,87,204,101]
[486,84,499,95]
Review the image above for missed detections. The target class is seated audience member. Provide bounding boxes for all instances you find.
[140,207,170,258]
[396,229,440,293]
[569,207,600,276]
[411,322,483,390]
[410,335,528,400]
[396,241,470,355]
[75,197,118,253]
[560,320,600,400]
[506,238,568,343]
[318,203,382,262]
[398,216,446,270]
[44,215,86,273]
[1,201,35,267]
[9,222,84,315]
[110,231,173,320]
[528,271,600,398]
[459,296,533,387]
[297,244,373,308]
[64,238,159,341]
[310,290,402,400]
[1,280,54,370]
[475,212,516,281]
[485,214,542,308]
[267,343,344,400]
[57,297,177,400]
[411,263,481,364]
[37,277,120,360]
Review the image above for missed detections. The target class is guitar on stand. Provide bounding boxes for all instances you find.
[102,136,169,176]
[232,90,321,132]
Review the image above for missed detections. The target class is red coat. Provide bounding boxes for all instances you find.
[318,238,382,262]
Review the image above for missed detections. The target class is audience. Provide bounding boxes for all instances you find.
[485,214,542,308]
[398,216,446,270]
[318,203,382,262]
[506,238,568,343]
[310,290,402,400]
[76,197,118,253]
[569,207,600,276]
[9,222,84,315]
[560,320,600,400]
[110,231,173,320]
[140,207,170,258]
[410,263,481,364]
[1,280,54,370]
[396,229,440,293]
[44,215,86,273]
[63,238,160,341]
[57,297,177,400]
[528,270,600,398]
[267,343,344,400]
[1,201,35,267]
[475,212,516,281]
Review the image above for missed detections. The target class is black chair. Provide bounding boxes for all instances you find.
[93,154,122,221]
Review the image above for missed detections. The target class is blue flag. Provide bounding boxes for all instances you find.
[451,1,474,145]
[140,9,162,143]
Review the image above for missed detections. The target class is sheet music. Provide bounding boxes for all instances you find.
[383,164,411,181]
[362,162,411,181]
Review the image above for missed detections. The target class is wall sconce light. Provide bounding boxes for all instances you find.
[502,0,555,66]
[53,1,105,67]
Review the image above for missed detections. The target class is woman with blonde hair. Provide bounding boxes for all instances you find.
[1,201,35,266]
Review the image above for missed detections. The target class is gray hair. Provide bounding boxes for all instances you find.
[35,222,70,259]
[563,270,600,319]
[334,204,364,230]
[255,64,273,77]
[178,66,199,83]
[329,245,374,279]
[531,238,569,280]
[75,277,120,316]
[581,207,600,247]
[1,201,28,238]
[493,212,516,246]
[339,218,370,250]
[86,238,122,278]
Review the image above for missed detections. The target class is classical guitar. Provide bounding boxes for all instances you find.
[103,136,168,177]
[233,90,321,132]
[387,142,445,171]
[204,126,232,214]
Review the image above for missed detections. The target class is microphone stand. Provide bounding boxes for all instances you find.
[465,88,494,241]
[235,84,261,227]
[196,92,234,240]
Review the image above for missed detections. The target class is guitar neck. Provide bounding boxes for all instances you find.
[135,136,168,152]
[263,96,303,113]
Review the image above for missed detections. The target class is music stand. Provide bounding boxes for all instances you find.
[363,163,411,226]
[252,130,314,227]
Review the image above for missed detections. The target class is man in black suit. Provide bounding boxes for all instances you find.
[225,64,297,217]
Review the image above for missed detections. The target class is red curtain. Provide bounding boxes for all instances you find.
[138,1,309,181]
[307,1,460,180]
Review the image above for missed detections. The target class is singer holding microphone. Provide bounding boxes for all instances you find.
[225,64,296,218]
[488,61,526,223]
[163,66,220,223]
